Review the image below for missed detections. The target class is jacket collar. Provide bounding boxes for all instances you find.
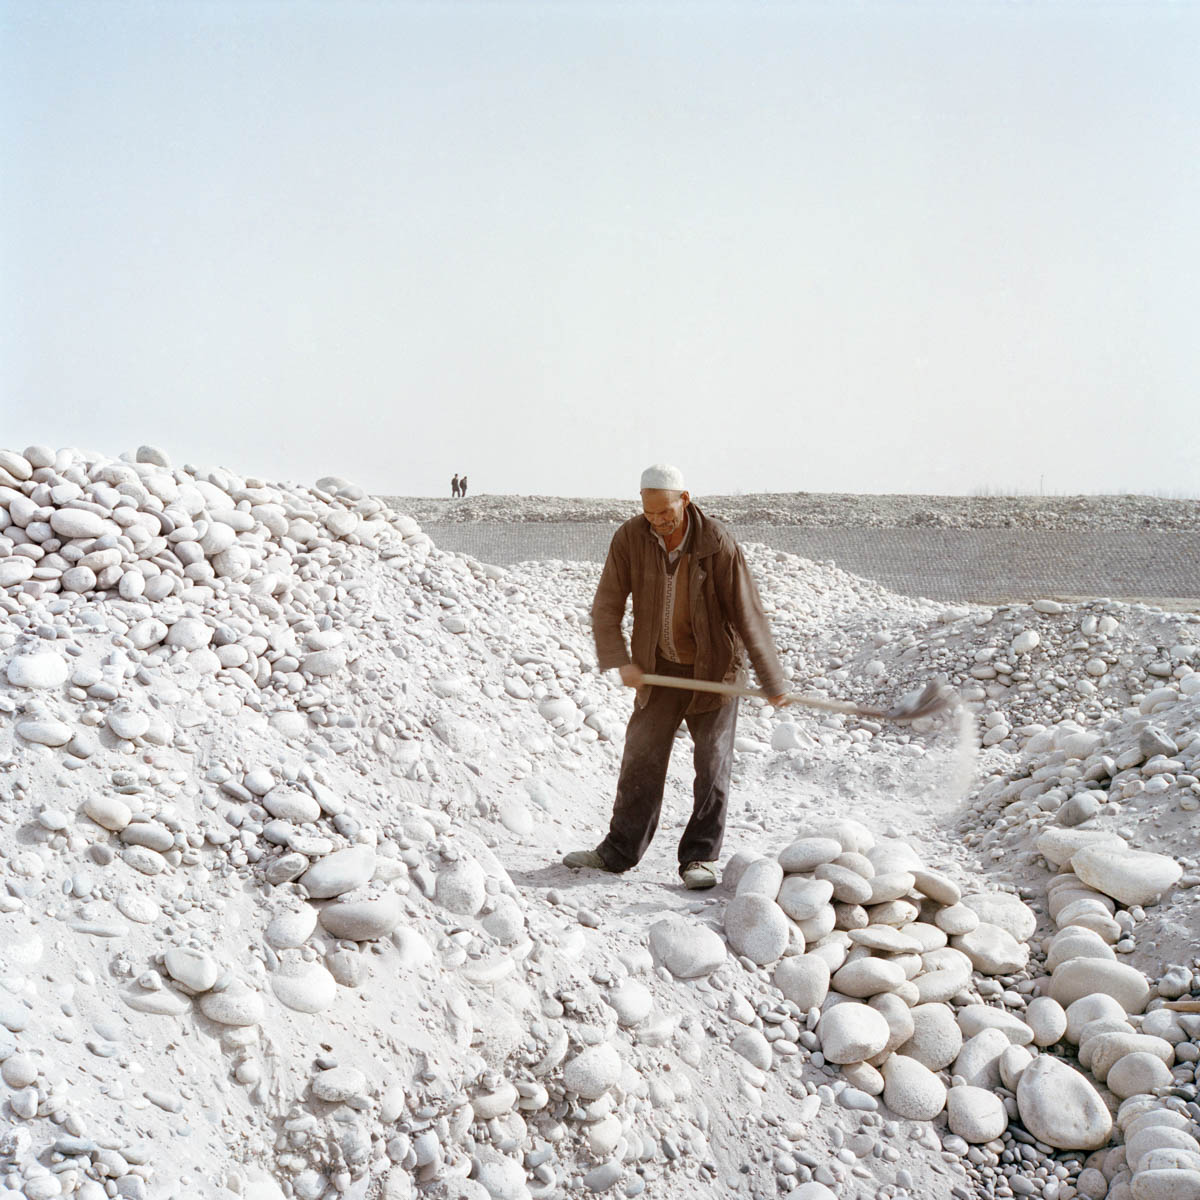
[638,502,720,558]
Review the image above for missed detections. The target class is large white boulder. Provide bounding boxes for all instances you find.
[1071,844,1183,906]
[777,835,844,873]
[817,1003,890,1065]
[960,892,1037,941]
[898,1004,962,1071]
[648,915,726,979]
[1015,1055,1113,1151]
[773,954,830,1011]
[300,846,377,899]
[1050,959,1151,1013]
[724,893,791,965]
[882,1054,946,1121]
[953,923,1030,974]
[947,1085,1008,1142]
[1036,828,1127,869]
[563,1044,622,1100]
[6,653,68,689]
[318,892,403,941]
[777,877,834,921]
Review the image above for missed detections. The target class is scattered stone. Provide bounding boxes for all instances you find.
[300,846,377,899]
[563,1044,622,1099]
[312,1065,368,1104]
[960,892,1037,941]
[6,653,68,689]
[933,903,979,935]
[263,788,322,824]
[1,1053,38,1088]
[813,862,873,905]
[724,893,791,965]
[318,892,403,940]
[1071,844,1184,906]
[1050,959,1152,1013]
[16,717,73,746]
[847,925,922,953]
[84,795,133,832]
[4,450,1199,1197]
[266,908,320,949]
[1025,996,1068,1046]
[737,857,784,898]
[1107,1051,1174,1099]
[899,1003,963,1071]
[271,960,338,1014]
[198,982,264,1027]
[956,1005,1035,1046]
[817,1003,891,1064]
[731,1029,773,1070]
[164,948,219,992]
[831,957,907,998]
[107,706,150,740]
[1037,827,1128,869]
[774,954,831,1011]
[434,857,487,916]
[908,867,961,906]
[953,1029,1011,1090]
[1065,993,1129,1043]
[778,838,843,872]
[1016,1054,1113,1150]
[608,980,653,1027]
[947,1085,1009,1142]
[953,922,1030,974]
[881,1054,946,1120]
[648,915,726,979]
[777,876,834,921]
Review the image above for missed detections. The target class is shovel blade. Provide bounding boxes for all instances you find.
[883,680,956,722]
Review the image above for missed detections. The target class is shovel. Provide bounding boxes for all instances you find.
[637,673,956,723]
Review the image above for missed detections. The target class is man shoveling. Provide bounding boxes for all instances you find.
[563,464,788,890]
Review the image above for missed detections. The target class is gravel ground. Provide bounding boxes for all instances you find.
[381,494,1200,607]
[382,492,1200,530]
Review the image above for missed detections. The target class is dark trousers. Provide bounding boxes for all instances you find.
[598,657,739,873]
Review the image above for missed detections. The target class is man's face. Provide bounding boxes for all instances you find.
[641,489,689,538]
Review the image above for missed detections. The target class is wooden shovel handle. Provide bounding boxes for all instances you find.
[638,673,869,715]
[638,673,761,699]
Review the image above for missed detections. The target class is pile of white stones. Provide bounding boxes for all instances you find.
[809,596,1200,762]
[713,815,1200,1199]
[4,444,907,1200]
[963,703,1200,876]
[0,445,688,1198]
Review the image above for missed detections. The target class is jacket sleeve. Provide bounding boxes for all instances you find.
[591,527,633,670]
[724,543,787,697]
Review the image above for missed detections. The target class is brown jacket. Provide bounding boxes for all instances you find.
[591,503,786,713]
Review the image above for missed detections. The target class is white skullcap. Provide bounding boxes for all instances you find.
[640,463,686,491]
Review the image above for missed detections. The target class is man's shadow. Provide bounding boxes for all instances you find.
[506,864,720,915]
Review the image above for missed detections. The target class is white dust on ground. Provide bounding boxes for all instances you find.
[1,446,1198,1200]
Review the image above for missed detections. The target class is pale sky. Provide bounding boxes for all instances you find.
[3,1,1198,498]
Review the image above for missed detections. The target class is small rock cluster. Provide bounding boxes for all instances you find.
[711,812,1200,1199]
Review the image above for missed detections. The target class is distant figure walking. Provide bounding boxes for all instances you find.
[459,474,468,498]
[451,474,460,498]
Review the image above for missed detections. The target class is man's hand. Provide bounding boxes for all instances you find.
[767,694,790,708]
[619,664,644,688]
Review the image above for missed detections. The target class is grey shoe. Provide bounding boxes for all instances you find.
[562,848,617,872]
[680,861,717,890]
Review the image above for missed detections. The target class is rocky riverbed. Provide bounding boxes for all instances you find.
[1,445,1199,1200]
